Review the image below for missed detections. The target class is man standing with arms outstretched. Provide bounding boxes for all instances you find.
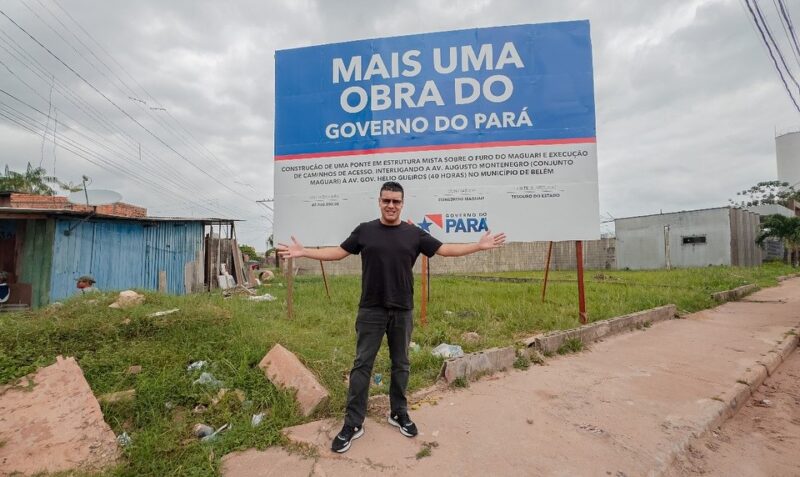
[278,181,506,453]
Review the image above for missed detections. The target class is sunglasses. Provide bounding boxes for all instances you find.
[380,198,403,206]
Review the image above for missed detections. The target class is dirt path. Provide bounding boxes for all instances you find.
[668,347,800,477]
[223,279,800,477]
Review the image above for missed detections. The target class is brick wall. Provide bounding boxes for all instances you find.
[289,238,616,275]
[2,193,146,218]
[95,202,147,218]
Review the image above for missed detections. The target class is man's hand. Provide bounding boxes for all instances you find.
[477,230,506,250]
[277,236,305,259]
[277,238,351,261]
[436,230,507,257]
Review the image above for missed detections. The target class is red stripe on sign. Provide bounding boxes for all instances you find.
[426,214,443,228]
[274,137,597,161]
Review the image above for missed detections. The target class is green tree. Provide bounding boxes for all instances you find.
[756,214,800,266]
[730,180,800,208]
[0,163,58,195]
[239,244,257,260]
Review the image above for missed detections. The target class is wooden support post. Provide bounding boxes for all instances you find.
[420,255,429,326]
[576,240,587,324]
[158,270,167,293]
[216,222,222,290]
[319,260,331,300]
[231,239,247,286]
[426,254,431,301]
[541,241,553,303]
[286,257,294,319]
[206,225,212,291]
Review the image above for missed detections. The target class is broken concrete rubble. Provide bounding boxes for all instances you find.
[258,344,329,417]
[108,290,145,309]
[440,346,516,383]
[0,356,119,475]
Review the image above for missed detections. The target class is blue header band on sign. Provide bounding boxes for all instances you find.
[275,21,595,159]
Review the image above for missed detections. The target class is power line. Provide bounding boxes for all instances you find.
[44,0,247,184]
[0,89,245,218]
[776,0,800,66]
[0,31,195,187]
[39,73,53,168]
[0,24,252,216]
[0,7,262,206]
[0,103,237,219]
[0,99,227,217]
[772,0,800,68]
[752,0,800,92]
[18,0,202,183]
[0,6,268,223]
[744,0,800,112]
[0,56,211,200]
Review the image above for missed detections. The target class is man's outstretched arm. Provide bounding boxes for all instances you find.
[277,236,351,261]
[435,230,506,257]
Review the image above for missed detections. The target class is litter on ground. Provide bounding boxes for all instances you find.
[431,343,464,359]
[248,293,276,302]
[147,308,180,317]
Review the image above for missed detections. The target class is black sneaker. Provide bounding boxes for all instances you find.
[388,412,418,437]
[331,424,364,453]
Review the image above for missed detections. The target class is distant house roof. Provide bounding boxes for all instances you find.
[0,207,238,223]
[0,191,238,222]
[615,206,733,222]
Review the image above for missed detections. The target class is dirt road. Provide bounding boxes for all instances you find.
[668,347,800,477]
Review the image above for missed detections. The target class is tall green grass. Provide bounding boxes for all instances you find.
[0,263,794,476]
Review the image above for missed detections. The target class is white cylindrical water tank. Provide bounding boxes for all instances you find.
[776,131,800,188]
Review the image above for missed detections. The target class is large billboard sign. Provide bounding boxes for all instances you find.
[274,21,599,245]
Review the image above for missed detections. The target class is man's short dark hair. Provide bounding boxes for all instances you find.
[380,181,404,198]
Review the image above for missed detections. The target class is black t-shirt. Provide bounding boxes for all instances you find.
[340,219,442,310]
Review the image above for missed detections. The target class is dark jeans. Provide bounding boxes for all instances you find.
[344,306,413,427]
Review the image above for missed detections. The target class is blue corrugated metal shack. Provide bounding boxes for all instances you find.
[0,206,229,308]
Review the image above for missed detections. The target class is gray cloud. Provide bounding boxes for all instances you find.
[1,0,798,247]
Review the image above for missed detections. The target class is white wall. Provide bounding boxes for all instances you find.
[615,208,732,269]
[746,203,795,218]
[776,131,800,189]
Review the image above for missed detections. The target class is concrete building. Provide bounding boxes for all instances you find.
[776,131,800,189]
[745,203,797,262]
[615,207,761,270]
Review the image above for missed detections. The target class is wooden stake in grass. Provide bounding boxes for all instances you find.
[158,270,167,293]
[576,240,587,324]
[319,259,331,301]
[420,255,429,326]
[541,241,553,303]
[286,257,294,319]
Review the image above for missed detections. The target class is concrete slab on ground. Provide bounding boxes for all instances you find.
[258,343,329,417]
[223,278,800,477]
[0,356,119,476]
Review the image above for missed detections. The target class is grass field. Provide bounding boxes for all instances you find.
[0,263,795,476]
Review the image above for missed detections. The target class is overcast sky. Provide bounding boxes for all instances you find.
[1,0,798,248]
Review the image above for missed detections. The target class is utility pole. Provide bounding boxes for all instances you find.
[81,175,90,206]
[256,199,276,267]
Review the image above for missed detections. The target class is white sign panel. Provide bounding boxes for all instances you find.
[275,22,599,245]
